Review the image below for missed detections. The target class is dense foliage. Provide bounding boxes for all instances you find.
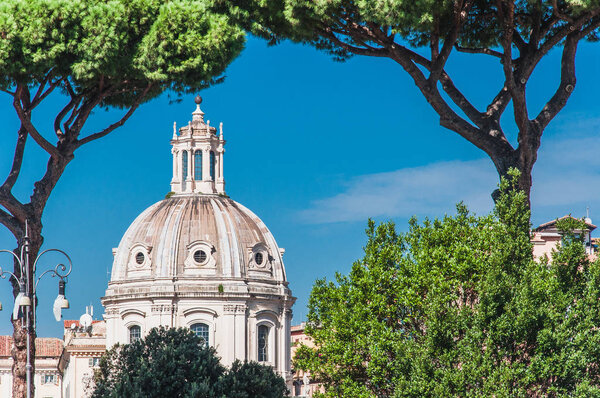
[220,360,290,398]
[294,173,600,397]
[216,0,600,199]
[91,327,288,398]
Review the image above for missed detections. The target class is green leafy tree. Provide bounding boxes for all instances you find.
[217,0,600,202]
[90,327,289,398]
[0,1,244,395]
[220,360,290,398]
[294,173,600,397]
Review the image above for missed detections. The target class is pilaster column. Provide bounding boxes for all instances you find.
[170,148,180,192]
[216,146,225,194]
[234,305,247,361]
[278,308,285,374]
[171,148,177,181]
[189,146,195,191]
[203,147,211,181]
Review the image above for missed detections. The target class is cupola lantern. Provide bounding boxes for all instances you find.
[170,96,225,194]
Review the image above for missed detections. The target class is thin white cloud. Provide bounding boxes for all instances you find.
[299,132,600,224]
[532,135,600,208]
[298,160,497,223]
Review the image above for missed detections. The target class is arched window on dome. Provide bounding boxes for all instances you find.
[191,323,209,347]
[182,150,188,180]
[129,325,141,343]
[210,151,215,180]
[194,150,202,180]
[257,324,269,362]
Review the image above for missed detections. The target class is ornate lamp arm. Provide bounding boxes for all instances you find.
[33,249,73,280]
[32,249,73,328]
[0,249,23,282]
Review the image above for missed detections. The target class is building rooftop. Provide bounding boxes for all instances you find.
[533,215,596,232]
[0,336,63,357]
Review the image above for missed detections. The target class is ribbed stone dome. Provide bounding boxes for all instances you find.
[110,194,286,283]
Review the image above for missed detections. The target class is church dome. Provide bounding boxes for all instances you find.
[102,98,294,381]
[110,194,286,282]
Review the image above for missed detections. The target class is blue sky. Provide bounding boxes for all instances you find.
[0,36,599,338]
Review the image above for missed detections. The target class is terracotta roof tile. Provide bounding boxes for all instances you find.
[0,335,11,356]
[0,336,63,357]
[36,338,63,357]
[63,320,102,328]
[534,215,597,232]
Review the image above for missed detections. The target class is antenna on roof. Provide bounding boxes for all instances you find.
[585,206,592,225]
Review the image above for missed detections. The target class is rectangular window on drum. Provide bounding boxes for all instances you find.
[258,325,269,362]
[194,150,202,180]
[210,151,215,180]
[182,151,188,179]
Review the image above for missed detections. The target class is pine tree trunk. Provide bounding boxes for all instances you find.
[11,226,42,398]
[491,149,534,207]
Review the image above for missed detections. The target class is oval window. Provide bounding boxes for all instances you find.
[135,252,145,265]
[255,252,263,265]
[194,250,207,264]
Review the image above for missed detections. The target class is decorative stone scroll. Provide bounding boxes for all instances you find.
[247,243,272,277]
[184,240,216,276]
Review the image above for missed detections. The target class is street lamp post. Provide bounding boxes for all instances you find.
[0,222,72,398]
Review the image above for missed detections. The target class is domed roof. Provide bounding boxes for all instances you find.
[110,195,286,283]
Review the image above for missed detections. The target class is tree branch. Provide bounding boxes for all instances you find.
[537,9,600,62]
[551,0,574,23]
[30,72,51,107]
[525,13,600,132]
[527,0,543,50]
[0,208,22,239]
[497,0,529,134]
[76,84,153,147]
[533,32,579,130]
[30,72,59,109]
[12,85,60,158]
[380,43,489,131]
[29,156,69,220]
[485,87,512,119]
[512,29,528,53]
[53,96,81,137]
[429,0,474,83]
[388,43,512,159]
[0,189,27,223]
[430,15,440,60]
[69,95,106,137]
[455,45,503,58]
[439,71,486,129]
[30,82,59,110]
[1,126,27,192]
[324,29,389,57]
[575,15,600,40]
[63,98,82,136]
